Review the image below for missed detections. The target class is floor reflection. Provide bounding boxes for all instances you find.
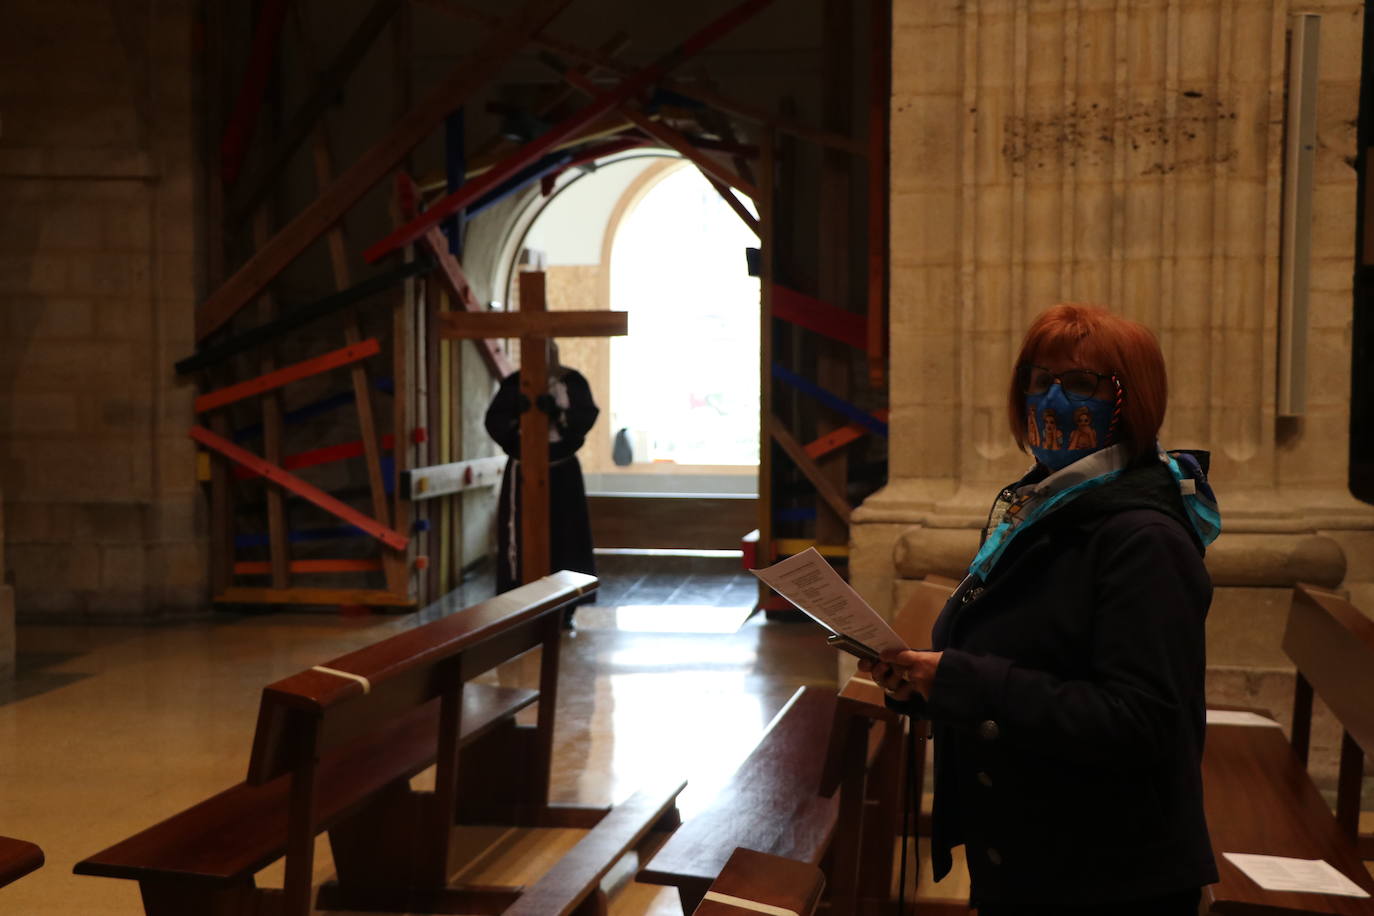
[1,555,841,914]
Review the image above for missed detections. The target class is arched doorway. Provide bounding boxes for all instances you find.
[607,162,760,474]
[493,152,761,549]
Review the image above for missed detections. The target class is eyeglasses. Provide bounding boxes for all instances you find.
[1016,364,1111,401]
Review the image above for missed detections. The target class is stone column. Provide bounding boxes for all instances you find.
[0,0,205,621]
[857,0,1374,663]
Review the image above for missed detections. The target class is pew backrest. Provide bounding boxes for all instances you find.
[1202,584,1374,913]
[892,576,955,649]
[1285,583,1374,848]
[248,570,597,783]
[75,571,597,916]
[1285,583,1374,761]
[639,685,900,915]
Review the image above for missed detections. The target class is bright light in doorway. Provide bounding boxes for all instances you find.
[609,165,760,466]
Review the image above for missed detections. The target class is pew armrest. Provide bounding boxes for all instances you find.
[692,847,825,916]
[0,837,44,890]
[505,781,685,916]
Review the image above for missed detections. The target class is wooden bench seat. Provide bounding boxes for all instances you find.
[638,685,898,915]
[691,847,825,916]
[75,684,536,884]
[1203,583,1374,914]
[0,836,43,891]
[76,571,654,916]
[1204,719,1374,914]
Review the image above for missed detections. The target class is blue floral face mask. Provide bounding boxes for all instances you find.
[1025,384,1115,471]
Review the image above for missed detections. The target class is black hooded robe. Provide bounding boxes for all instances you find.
[485,367,599,606]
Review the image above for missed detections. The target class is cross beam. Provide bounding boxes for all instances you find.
[438,310,627,340]
[478,272,627,583]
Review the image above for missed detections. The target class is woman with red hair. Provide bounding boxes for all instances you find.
[862,304,1221,914]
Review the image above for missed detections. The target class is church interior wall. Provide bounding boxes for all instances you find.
[2,1,1373,899]
[0,0,204,621]
[860,0,1374,785]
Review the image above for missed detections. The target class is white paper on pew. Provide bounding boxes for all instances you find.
[750,548,908,653]
[1206,709,1283,728]
[1222,853,1371,897]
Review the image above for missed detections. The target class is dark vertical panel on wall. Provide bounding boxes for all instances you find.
[1351,0,1374,504]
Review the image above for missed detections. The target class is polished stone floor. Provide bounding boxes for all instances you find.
[0,555,955,914]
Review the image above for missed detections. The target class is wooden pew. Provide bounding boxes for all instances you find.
[504,780,686,916]
[0,837,43,891]
[76,571,684,916]
[1203,583,1374,914]
[887,575,958,836]
[691,847,825,916]
[637,684,899,915]
[883,575,972,915]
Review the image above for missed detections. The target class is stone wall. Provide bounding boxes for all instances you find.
[0,1,205,619]
[859,0,1374,727]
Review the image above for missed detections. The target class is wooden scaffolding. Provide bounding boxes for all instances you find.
[190,0,891,611]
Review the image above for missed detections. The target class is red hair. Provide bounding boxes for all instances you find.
[1007,304,1167,462]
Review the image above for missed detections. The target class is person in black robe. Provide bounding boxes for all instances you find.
[484,343,599,626]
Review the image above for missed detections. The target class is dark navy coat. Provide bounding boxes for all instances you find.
[901,459,1219,906]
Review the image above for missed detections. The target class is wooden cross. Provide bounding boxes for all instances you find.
[440,269,627,583]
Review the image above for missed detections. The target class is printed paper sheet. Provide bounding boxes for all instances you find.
[751,547,908,654]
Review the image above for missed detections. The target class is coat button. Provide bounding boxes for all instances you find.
[977,770,993,787]
[978,719,1000,741]
[987,847,1003,865]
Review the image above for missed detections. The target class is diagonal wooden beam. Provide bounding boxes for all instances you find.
[772,284,866,350]
[519,135,649,194]
[804,409,891,460]
[768,416,852,524]
[414,114,635,192]
[179,256,435,374]
[688,80,758,186]
[366,0,777,262]
[228,0,404,222]
[196,340,381,413]
[190,426,410,551]
[464,32,632,180]
[396,172,515,379]
[420,231,514,380]
[665,81,865,158]
[455,113,633,182]
[232,435,396,480]
[196,0,572,342]
[772,363,888,437]
[705,175,760,235]
[220,0,291,187]
[413,0,865,156]
[557,67,758,199]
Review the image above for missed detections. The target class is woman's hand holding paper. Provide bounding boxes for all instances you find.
[858,649,943,701]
